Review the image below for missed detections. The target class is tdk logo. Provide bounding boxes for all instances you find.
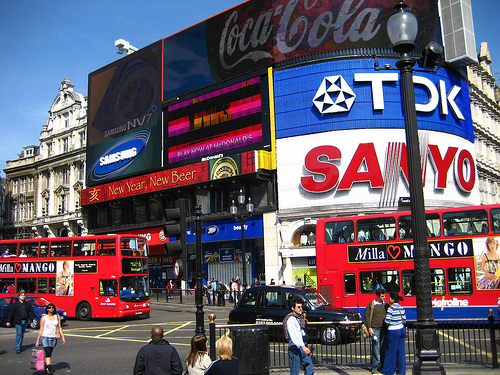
[313,72,465,121]
[313,76,356,114]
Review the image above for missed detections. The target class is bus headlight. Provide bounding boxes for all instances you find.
[125,304,130,310]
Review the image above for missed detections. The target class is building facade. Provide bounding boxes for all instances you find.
[2,78,87,239]
[468,42,500,204]
[80,0,485,288]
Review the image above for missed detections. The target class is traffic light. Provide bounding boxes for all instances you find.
[163,198,188,257]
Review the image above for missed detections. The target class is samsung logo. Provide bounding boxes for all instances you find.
[88,129,150,182]
[100,147,137,167]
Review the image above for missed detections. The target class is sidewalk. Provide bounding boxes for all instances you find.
[150,299,499,374]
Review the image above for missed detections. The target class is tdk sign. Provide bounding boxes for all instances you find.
[274,59,473,142]
[313,73,464,120]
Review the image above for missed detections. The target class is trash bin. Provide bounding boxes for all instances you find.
[230,325,269,375]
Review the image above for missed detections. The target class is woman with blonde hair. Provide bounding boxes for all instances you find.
[204,336,238,375]
[477,237,500,289]
[186,335,211,375]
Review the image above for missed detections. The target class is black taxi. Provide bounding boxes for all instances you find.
[227,285,362,345]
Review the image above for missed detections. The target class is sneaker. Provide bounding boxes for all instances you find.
[371,370,381,374]
[16,350,21,354]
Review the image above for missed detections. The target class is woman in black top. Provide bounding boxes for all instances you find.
[204,336,238,375]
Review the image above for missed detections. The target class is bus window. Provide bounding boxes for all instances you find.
[0,244,18,258]
[443,209,488,236]
[97,239,116,256]
[40,242,49,257]
[490,208,500,233]
[358,270,399,293]
[344,273,356,294]
[99,279,118,296]
[401,270,414,296]
[17,278,36,293]
[431,269,445,295]
[38,278,48,294]
[73,240,96,256]
[48,278,56,294]
[447,267,473,294]
[50,241,71,257]
[360,271,375,293]
[357,217,396,242]
[325,220,354,243]
[121,238,147,256]
[1,278,16,293]
[20,243,39,258]
[398,213,441,239]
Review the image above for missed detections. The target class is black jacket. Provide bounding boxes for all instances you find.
[133,338,182,375]
[7,299,34,325]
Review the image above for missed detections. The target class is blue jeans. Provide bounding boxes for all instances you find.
[288,346,314,375]
[381,328,406,375]
[15,320,28,351]
[371,328,388,371]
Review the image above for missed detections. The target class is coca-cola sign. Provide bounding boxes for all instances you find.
[162,0,439,100]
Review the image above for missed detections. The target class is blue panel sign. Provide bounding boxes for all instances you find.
[274,58,473,142]
[187,215,263,243]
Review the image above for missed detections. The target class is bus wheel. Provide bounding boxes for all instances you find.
[321,325,341,345]
[30,317,40,329]
[77,302,92,321]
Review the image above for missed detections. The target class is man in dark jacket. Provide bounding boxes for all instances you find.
[134,326,182,375]
[6,290,34,354]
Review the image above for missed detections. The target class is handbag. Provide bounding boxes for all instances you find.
[30,348,45,371]
[362,301,374,338]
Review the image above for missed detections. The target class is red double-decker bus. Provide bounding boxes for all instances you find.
[315,204,500,320]
[0,234,150,321]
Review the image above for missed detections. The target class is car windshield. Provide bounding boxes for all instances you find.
[303,290,329,308]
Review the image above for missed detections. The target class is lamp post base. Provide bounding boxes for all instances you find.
[412,322,446,375]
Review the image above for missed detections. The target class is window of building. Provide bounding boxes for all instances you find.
[62,137,69,153]
[60,167,69,185]
[149,197,163,222]
[12,180,18,194]
[79,131,86,148]
[20,178,26,193]
[28,201,34,219]
[28,176,34,191]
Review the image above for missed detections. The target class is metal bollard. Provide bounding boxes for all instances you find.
[209,313,216,360]
[488,308,498,369]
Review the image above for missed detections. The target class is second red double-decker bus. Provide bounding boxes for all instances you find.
[315,204,500,320]
[0,234,150,321]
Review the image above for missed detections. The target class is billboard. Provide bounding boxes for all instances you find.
[162,0,440,100]
[81,151,257,205]
[163,74,271,168]
[86,42,162,186]
[273,58,473,141]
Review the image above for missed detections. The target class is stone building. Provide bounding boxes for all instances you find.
[2,78,87,238]
[468,42,500,204]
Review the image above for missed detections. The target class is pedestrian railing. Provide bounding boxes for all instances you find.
[150,287,240,306]
[208,309,499,370]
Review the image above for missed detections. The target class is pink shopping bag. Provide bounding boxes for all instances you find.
[30,348,44,371]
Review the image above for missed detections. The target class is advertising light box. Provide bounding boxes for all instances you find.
[163,0,440,101]
[276,129,480,213]
[273,58,473,142]
[163,75,270,168]
[87,42,162,186]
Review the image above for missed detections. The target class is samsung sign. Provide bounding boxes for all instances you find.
[88,129,150,183]
[274,59,473,142]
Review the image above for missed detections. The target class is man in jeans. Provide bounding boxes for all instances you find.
[283,298,314,375]
[6,290,34,354]
[364,288,389,374]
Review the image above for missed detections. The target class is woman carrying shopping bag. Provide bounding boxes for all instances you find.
[35,303,66,375]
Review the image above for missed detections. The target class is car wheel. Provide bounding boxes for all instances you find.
[321,325,341,345]
[30,317,40,329]
[76,302,92,321]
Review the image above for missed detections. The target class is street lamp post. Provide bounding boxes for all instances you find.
[194,202,205,336]
[230,189,254,288]
[387,1,445,374]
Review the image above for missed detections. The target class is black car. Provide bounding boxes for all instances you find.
[227,285,362,345]
[0,296,68,329]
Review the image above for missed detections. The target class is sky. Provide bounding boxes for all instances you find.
[0,0,498,178]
